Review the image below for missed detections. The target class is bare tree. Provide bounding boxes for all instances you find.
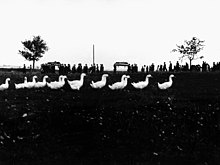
[19,36,49,70]
[172,37,205,69]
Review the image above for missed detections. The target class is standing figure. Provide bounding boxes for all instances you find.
[169,61,172,72]
[23,64,26,74]
[113,64,116,73]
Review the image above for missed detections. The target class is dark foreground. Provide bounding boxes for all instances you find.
[0,71,220,165]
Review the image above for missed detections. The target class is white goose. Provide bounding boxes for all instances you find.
[131,74,152,89]
[34,75,49,88]
[108,75,130,90]
[90,74,108,89]
[68,73,86,90]
[24,76,37,89]
[158,74,175,90]
[15,77,28,89]
[68,73,86,85]
[0,78,10,91]
[47,75,66,89]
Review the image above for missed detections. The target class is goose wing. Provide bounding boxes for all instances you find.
[0,83,9,90]
[90,80,105,89]
[158,81,171,90]
[35,82,46,88]
[25,82,36,89]
[70,83,82,90]
[131,81,147,89]
[47,81,61,89]
[68,80,81,86]
[90,81,96,88]
[15,83,25,89]
[108,81,123,90]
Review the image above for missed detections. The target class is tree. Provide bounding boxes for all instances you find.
[172,37,205,70]
[19,36,49,70]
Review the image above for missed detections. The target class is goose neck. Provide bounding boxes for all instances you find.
[24,77,27,83]
[101,76,107,82]
[58,76,63,82]
[145,77,150,82]
[61,77,66,83]
[121,75,126,81]
[169,76,173,81]
[43,77,47,82]
[32,77,36,83]
[123,78,128,85]
[80,75,85,82]
[5,79,10,84]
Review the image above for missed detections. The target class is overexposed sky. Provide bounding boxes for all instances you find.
[0,0,220,69]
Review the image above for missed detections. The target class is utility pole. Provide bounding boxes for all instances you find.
[93,44,95,66]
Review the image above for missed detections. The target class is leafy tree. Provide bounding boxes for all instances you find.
[19,36,49,70]
[172,37,205,69]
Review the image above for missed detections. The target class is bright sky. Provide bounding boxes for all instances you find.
[0,0,220,70]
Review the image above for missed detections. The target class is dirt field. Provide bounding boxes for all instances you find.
[0,71,220,165]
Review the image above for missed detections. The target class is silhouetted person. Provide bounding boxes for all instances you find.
[64,64,69,75]
[100,64,104,72]
[90,64,96,73]
[23,64,26,74]
[150,63,154,72]
[159,65,163,71]
[146,66,149,72]
[134,64,138,72]
[169,61,172,72]
[131,64,134,73]
[175,61,180,71]
[127,64,131,73]
[72,64,76,73]
[156,65,159,71]
[67,64,71,73]
[163,62,167,71]
[83,64,88,73]
[207,63,210,72]
[141,66,145,72]
[212,62,216,71]
[96,64,99,72]
[59,64,64,75]
[77,63,82,73]
[113,64,116,73]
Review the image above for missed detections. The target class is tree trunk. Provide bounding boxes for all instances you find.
[33,60,35,71]
[189,59,192,71]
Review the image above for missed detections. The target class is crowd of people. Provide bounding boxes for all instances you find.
[112,61,220,73]
[41,63,105,75]
[71,63,104,74]
[37,60,220,75]
[138,61,220,73]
